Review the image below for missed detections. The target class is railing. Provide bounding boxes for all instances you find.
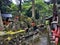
[0,29,40,45]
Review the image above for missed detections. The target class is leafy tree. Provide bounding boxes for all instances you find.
[0,0,12,13]
[22,0,53,17]
[0,0,19,14]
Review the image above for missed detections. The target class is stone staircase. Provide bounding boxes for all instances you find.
[49,32,55,45]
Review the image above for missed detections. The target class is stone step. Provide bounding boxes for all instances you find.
[49,35,53,38]
[50,41,55,43]
[49,33,52,36]
[50,37,55,41]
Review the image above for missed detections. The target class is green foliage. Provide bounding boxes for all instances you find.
[22,1,32,14]
[0,0,53,19]
[0,0,11,13]
[22,0,53,19]
[10,3,18,11]
[0,0,19,14]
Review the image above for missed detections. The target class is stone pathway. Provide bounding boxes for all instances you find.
[34,35,48,45]
[40,36,47,45]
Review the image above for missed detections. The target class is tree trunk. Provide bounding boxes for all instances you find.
[32,0,35,19]
[18,0,22,21]
[53,0,57,16]
[0,10,4,28]
[19,0,22,14]
[58,13,60,25]
[58,5,60,25]
[52,0,60,26]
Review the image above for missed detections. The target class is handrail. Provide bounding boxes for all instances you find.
[0,30,25,36]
